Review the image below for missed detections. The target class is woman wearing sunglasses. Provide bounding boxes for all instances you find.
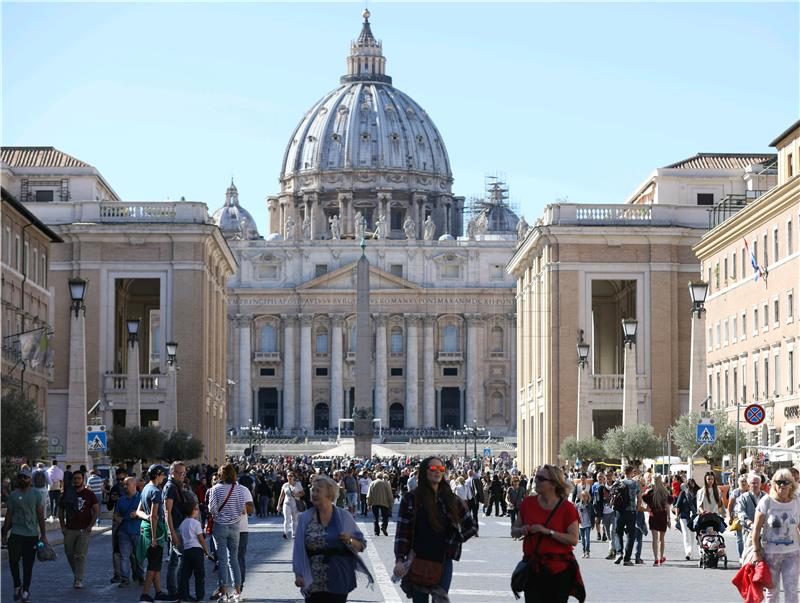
[393,456,477,603]
[511,465,585,603]
[752,468,800,603]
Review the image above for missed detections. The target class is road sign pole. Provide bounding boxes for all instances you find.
[736,402,740,472]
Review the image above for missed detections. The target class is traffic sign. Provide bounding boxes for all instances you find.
[745,404,766,426]
[86,425,107,453]
[696,420,716,445]
[500,451,509,461]
[483,448,491,458]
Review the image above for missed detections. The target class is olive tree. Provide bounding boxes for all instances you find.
[560,436,606,462]
[603,424,663,466]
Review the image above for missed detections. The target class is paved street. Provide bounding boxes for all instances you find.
[4,504,767,603]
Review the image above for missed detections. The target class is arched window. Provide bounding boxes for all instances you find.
[260,325,277,353]
[349,324,357,352]
[443,324,458,352]
[390,327,403,354]
[492,392,504,416]
[316,327,329,354]
[491,326,504,353]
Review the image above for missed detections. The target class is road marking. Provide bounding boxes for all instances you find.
[362,532,402,603]
[450,589,514,598]
[452,572,508,577]
[460,559,488,563]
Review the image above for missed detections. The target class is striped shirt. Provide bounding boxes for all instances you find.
[87,474,104,502]
[208,482,248,526]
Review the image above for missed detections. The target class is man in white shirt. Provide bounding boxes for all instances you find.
[358,472,372,517]
[46,460,64,518]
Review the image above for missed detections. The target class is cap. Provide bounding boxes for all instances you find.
[147,464,167,479]
[18,467,32,478]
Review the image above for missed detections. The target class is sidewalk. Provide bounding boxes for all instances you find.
[0,516,112,560]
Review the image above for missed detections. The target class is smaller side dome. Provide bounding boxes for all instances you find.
[211,179,261,240]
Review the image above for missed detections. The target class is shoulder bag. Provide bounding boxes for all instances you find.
[408,491,446,588]
[205,484,235,535]
[511,497,564,597]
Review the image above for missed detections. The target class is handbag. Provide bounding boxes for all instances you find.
[36,541,57,562]
[296,497,307,512]
[511,497,564,598]
[206,484,235,535]
[409,557,444,587]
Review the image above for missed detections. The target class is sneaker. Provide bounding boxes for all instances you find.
[623,560,634,566]
[614,555,623,564]
[382,527,388,536]
[585,551,590,558]
[282,533,287,540]
[139,596,154,603]
[154,593,175,602]
[635,559,644,565]
[13,587,21,601]
[660,556,666,564]
[20,593,30,603]
[111,575,121,583]
[605,551,616,560]
[119,580,131,588]
[685,555,691,561]
[653,560,660,566]
[73,579,83,589]
[602,534,608,542]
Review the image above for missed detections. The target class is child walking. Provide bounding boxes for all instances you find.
[576,491,592,558]
[177,503,210,602]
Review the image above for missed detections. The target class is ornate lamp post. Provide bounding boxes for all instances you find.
[125,318,142,428]
[621,318,639,427]
[66,276,89,465]
[576,331,591,439]
[166,341,178,366]
[68,277,87,316]
[688,280,710,415]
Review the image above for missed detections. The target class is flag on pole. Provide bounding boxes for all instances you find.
[18,331,40,362]
[31,331,49,369]
[743,238,764,282]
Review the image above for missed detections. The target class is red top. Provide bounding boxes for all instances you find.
[671,481,681,498]
[519,496,579,573]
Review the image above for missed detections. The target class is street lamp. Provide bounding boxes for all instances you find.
[621,318,638,347]
[688,281,709,317]
[68,277,87,317]
[166,341,178,366]
[462,425,468,458]
[577,338,590,369]
[472,418,478,459]
[126,318,141,346]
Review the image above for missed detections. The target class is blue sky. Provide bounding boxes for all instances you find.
[3,2,798,230]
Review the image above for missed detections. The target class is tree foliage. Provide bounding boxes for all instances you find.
[161,430,204,463]
[1,389,45,463]
[560,436,606,462]
[109,426,166,464]
[672,410,744,464]
[602,424,663,465]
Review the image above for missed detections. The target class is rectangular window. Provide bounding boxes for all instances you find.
[723,320,729,345]
[314,264,328,278]
[763,302,769,329]
[764,233,769,267]
[3,227,9,264]
[742,248,746,280]
[441,264,459,279]
[789,221,794,256]
[754,360,760,399]
[443,367,458,376]
[733,368,738,403]
[390,331,403,354]
[733,316,738,340]
[707,267,712,290]
[732,251,737,279]
[753,308,759,335]
[789,292,795,321]
[724,369,729,404]
[23,242,29,275]
[715,262,720,288]
[765,356,770,398]
[32,249,38,283]
[775,354,780,396]
[789,153,794,178]
[390,209,403,231]
[774,299,780,325]
[774,228,780,264]
[715,323,721,348]
[707,327,713,351]
[15,235,20,271]
[34,190,53,203]
[724,257,728,281]
[315,367,328,377]
[259,367,275,377]
[741,312,747,339]
[390,367,403,377]
[789,350,795,394]
[316,331,328,354]
[390,264,403,278]
[697,193,714,206]
[41,254,46,288]
[716,372,721,407]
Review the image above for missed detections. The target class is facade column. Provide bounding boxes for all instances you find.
[299,314,313,430]
[622,342,638,427]
[465,313,482,425]
[576,360,592,439]
[374,313,388,426]
[423,315,436,428]
[281,315,297,431]
[330,314,344,428]
[267,197,279,235]
[405,314,420,428]
[338,192,353,236]
[125,339,141,428]
[67,308,89,465]
[413,193,427,239]
[238,317,252,429]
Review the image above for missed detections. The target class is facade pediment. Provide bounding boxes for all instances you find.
[296,261,423,291]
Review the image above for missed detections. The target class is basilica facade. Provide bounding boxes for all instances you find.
[216,12,519,436]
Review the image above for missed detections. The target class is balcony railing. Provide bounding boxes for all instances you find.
[541,203,709,229]
[253,352,281,362]
[23,200,211,226]
[437,351,463,363]
[104,374,166,392]
[593,374,624,391]
[707,191,767,230]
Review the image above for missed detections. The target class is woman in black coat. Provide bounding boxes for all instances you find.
[487,475,504,517]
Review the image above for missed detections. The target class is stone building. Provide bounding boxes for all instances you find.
[1,147,236,465]
[1,187,62,431]
[508,152,777,473]
[694,121,799,459]
[216,12,519,436]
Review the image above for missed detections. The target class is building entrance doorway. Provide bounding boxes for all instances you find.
[314,403,330,431]
[389,403,404,428]
[440,387,460,428]
[258,388,279,429]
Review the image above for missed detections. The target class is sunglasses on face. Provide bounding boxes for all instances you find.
[775,480,791,487]
[427,466,446,472]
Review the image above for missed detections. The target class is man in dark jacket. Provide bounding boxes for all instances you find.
[107,467,128,583]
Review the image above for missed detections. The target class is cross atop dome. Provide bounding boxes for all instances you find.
[341,9,392,85]
[225,178,239,207]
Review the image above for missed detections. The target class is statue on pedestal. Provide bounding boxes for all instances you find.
[516,216,530,241]
[302,216,311,240]
[423,215,436,241]
[403,215,416,240]
[373,213,386,240]
[354,211,365,241]
[284,215,297,241]
[329,214,341,240]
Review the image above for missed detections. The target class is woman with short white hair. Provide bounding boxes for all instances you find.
[753,468,800,603]
[293,475,373,602]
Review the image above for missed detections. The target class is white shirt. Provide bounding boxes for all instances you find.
[179,517,204,550]
[359,477,372,495]
[239,486,253,532]
[46,466,63,490]
[282,482,303,508]
[757,496,800,554]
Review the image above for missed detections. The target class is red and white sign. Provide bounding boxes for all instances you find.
[744,404,766,426]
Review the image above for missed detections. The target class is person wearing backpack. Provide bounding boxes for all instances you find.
[163,461,191,602]
[612,465,642,566]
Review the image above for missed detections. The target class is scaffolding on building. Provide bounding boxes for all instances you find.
[463,174,521,227]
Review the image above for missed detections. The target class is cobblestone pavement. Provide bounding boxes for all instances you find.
[2,508,784,602]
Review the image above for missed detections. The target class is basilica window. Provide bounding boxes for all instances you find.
[442,324,459,352]
[491,326,504,354]
[316,327,329,355]
[491,392,504,417]
[259,325,277,353]
[390,327,403,354]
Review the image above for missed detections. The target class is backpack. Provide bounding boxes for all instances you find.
[609,480,630,512]
[32,470,47,489]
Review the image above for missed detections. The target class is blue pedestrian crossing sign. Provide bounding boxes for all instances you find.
[483,448,492,458]
[696,421,716,445]
[86,425,107,452]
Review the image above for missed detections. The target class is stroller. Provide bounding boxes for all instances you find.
[694,513,728,569]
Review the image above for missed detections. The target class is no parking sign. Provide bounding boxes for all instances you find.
[744,404,765,426]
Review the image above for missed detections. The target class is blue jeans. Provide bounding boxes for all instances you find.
[118,532,143,582]
[212,522,241,590]
[615,510,636,561]
[580,527,591,553]
[167,538,181,594]
[237,532,248,586]
[411,558,453,603]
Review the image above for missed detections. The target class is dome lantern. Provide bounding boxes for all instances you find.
[342,9,391,84]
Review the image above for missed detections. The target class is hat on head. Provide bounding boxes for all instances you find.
[147,464,167,479]
[18,467,32,478]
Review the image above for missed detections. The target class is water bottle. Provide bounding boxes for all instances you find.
[36,540,44,550]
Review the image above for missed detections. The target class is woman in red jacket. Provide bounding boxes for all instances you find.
[511,465,585,603]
